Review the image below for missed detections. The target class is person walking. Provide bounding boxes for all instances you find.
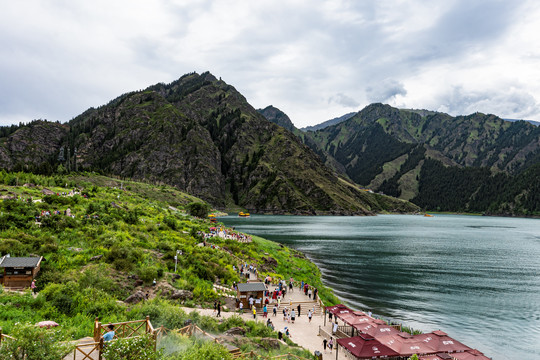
[273,304,278,316]
[31,280,37,294]
[329,337,334,352]
[297,304,301,317]
[308,309,313,323]
[217,301,221,317]
[263,304,268,318]
[291,309,296,323]
[322,338,328,352]
[252,306,257,319]
[213,301,217,315]
[239,301,244,314]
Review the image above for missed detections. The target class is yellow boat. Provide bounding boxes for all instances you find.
[238,212,250,217]
[424,213,434,217]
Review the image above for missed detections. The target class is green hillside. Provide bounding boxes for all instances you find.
[0,172,334,358]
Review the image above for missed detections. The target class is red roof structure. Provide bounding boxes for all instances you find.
[418,331,472,354]
[418,354,453,360]
[326,304,354,318]
[356,318,401,339]
[340,311,373,327]
[377,332,436,356]
[451,349,491,360]
[337,334,400,359]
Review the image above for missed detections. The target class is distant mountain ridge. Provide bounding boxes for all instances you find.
[300,112,356,132]
[259,103,540,215]
[0,72,418,215]
[503,118,540,126]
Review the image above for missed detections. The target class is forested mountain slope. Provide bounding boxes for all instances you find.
[263,103,540,215]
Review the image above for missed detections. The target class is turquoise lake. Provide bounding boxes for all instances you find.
[220,214,540,360]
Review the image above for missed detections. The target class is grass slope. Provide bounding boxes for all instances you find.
[0,171,337,358]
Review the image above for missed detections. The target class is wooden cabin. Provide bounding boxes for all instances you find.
[236,282,267,309]
[0,256,42,288]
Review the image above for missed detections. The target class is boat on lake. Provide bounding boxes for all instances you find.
[238,212,250,218]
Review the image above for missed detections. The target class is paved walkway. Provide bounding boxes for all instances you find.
[183,276,347,359]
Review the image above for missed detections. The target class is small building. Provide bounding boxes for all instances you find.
[236,282,267,309]
[0,256,43,288]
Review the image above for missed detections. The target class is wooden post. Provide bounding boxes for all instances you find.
[94,317,101,342]
[98,337,104,360]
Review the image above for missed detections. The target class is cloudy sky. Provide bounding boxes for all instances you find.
[1,0,540,128]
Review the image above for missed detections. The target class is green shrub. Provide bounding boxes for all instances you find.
[163,215,178,230]
[185,202,210,218]
[167,339,232,360]
[244,320,275,338]
[0,323,74,360]
[217,315,244,332]
[138,266,158,283]
[101,334,162,360]
[52,293,74,315]
[0,239,28,255]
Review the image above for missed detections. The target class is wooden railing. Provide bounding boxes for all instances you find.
[93,316,154,341]
[0,328,16,344]
[71,339,102,360]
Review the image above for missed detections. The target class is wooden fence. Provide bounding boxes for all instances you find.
[0,328,16,345]
[68,316,158,360]
[70,339,102,360]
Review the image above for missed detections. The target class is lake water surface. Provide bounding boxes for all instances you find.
[220,214,540,360]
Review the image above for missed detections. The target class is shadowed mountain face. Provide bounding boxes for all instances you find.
[0,73,418,215]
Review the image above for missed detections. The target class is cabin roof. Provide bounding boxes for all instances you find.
[237,282,267,292]
[0,256,42,268]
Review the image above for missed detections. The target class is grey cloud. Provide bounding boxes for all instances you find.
[365,79,407,103]
[437,86,540,119]
[403,1,524,66]
[1,1,539,127]
[328,93,360,107]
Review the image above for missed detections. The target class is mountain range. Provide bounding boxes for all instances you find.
[260,104,540,215]
[0,72,416,215]
[2,71,538,216]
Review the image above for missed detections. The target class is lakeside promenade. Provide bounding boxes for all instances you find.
[183,270,348,358]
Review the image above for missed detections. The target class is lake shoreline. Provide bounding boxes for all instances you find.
[221,214,540,359]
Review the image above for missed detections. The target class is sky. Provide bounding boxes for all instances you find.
[1,0,540,128]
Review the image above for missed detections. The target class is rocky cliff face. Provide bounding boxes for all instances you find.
[257,106,297,132]
[0,120,67,172]
[71,90,224,204]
